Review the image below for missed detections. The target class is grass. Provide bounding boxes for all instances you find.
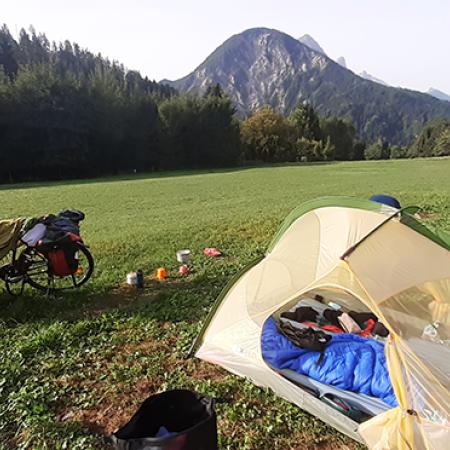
[0,158,449,449]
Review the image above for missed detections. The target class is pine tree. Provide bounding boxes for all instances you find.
[0,24,19,80]
[320,117,356,160]
[204,83,224,99]
[290,103,321,141]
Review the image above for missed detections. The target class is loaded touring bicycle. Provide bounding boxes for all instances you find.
[190,197,450,450]
[0,209,94,295]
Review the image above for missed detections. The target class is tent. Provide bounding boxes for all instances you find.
[190,197,450,449]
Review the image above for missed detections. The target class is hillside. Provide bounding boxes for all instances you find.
[163,28,450,145]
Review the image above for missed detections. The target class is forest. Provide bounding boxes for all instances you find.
[0,25,449,183]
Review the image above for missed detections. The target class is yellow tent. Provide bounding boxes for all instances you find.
[190,197,450,449]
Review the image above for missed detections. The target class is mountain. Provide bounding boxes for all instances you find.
[359,70,389,86]
[298,34,326,55]
[428,88,450,102]
[163,28,450,144]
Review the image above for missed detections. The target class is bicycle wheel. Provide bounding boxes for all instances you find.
[3,266,27,296]
[25,242,94,292]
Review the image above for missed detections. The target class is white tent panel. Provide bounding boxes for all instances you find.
[314,207,388,279]
[347,221,450,303]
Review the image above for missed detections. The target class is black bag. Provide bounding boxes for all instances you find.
[41,209,85,241]
[109,390,218,450]
[323,309,344,328]
[348,311,379,328]
[57,208,85,224]
[278,321,331,364]
[280,306,319,324]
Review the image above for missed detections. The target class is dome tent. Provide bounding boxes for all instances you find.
[189,197,450,449]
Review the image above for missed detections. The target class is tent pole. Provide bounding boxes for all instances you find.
[341,209,404,260]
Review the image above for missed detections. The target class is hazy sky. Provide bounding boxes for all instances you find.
[2,0,449,93]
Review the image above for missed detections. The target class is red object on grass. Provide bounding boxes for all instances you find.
[203,247,222,257]
[179,264,189,276]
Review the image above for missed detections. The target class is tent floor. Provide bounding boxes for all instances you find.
[273,367,390,418]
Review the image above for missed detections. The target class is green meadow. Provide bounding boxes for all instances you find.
[0,158,449,449]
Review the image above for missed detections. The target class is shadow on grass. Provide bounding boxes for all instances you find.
[0,167,253,192]
[0,271,226,325]
[0,161,339,192]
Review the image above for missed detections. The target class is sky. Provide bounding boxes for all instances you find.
[2,0,450,93]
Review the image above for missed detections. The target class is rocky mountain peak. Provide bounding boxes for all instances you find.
[359,70,389,86]
[298,34,326,55]
[336,56,347,68]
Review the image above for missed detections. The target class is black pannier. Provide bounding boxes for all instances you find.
[109,390,218,450]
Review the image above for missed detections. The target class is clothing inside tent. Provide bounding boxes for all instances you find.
[261,289,397,419]
[192,197,450,449]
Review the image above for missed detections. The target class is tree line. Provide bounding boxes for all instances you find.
[0,25,449,184]
[241,106,450,162]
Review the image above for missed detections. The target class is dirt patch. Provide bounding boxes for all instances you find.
[187,359,226,382]
[59,363,226,436]
[57,323,226,437]
[62,377,163,435]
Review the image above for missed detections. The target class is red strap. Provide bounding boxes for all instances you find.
[359,319,376,337]
[301,322,344,334]
[321,324,344,334]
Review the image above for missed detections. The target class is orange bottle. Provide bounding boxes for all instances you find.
[156,267,167,280]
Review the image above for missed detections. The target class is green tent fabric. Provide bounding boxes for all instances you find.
[0,219,24,261]
[268,196,450,252]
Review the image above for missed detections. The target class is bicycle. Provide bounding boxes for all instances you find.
[0,211,94,296]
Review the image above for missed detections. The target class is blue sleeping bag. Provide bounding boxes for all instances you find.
[261,318,397,407]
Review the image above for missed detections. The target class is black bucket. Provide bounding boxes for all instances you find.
[109,389,218,450]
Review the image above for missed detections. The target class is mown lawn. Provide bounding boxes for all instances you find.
[0,159,449,450]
